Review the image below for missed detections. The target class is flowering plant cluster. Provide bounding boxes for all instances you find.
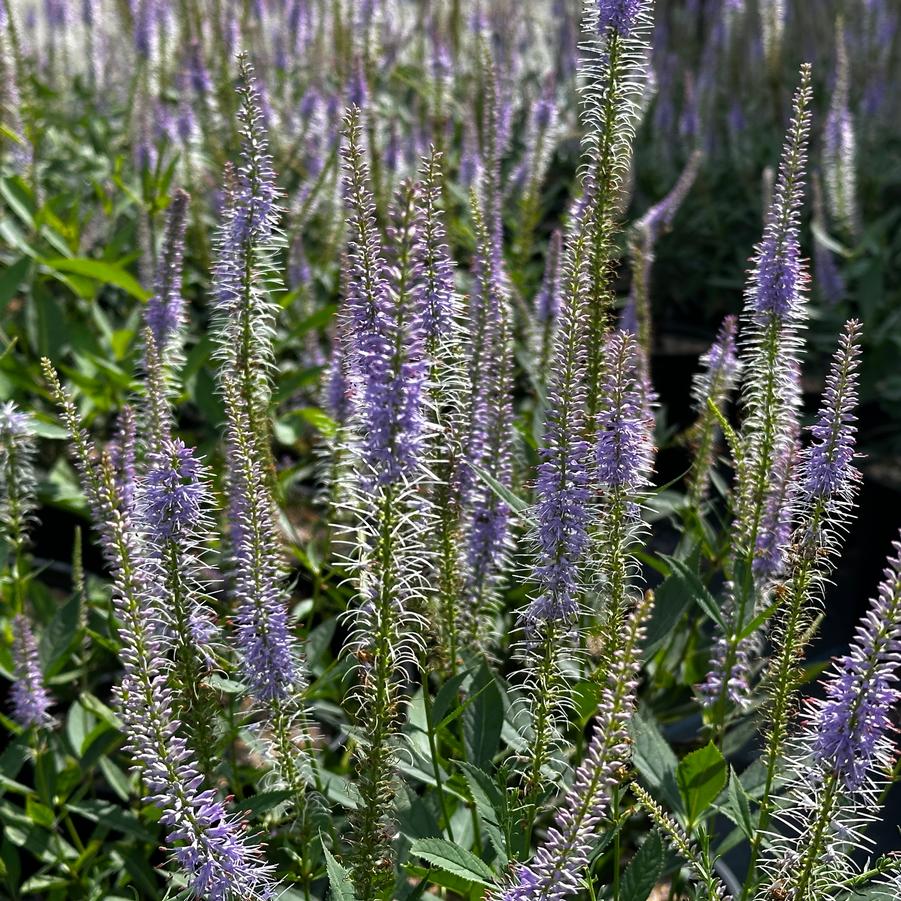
[1,2,900,901]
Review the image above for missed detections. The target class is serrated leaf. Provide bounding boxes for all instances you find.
[323,845,357,901]
[458,761,508,865]
[630,708,683,815]
[409,837,494,885]
[721,767,755,840]
[620,831,665,901]
[676,742,727,827]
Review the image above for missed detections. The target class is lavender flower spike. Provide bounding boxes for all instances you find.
[596,332,654,491]
[493,592,653,901]
[10,614,54,728]
[803,321,861,503]
[811,533,901,790]
[146,188,190,355]
[748,65,812,322]
[686,315,741,507]
[0,401,38,559]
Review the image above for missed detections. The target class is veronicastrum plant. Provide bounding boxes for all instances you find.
[1,1,900,901]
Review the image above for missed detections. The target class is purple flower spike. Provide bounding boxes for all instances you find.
[803,321,861,501]
[597,0,642,37]
[143,440,205,540]
[748,68,812,321]
[811,533,901,790]
[146,189,190,354]
[596,332,654,490]
[341,110,427,485]
[753,441,798,580]
[10,614,54,728]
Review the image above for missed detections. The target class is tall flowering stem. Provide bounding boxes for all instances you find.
[517,206,594,799]
[625,148,702,367]
[761,533,901,901]
[594,331,654,646]
[578,0,654,426]
[417,148,469,672]
[0,402,37,611]
[143,188,190,457]
[211,54,281,482]
[743,321,863,898]
[138,439,220,771]
[493,591,653,901]
[221,377,309,805]
[514,89,560,270]
[461,193,515,645]
[534,229,563,377]
[42,360,275,901]
[209,61,310,820]
[10,614,53,729]
[709,65,813,734]
[823,18,858,240]
[340,110,429,898]
[685,316,741,510]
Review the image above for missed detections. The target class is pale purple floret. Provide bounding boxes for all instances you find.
[10,614,53,728]
[803,322,861,500]
[747,78,811,321]
[133,0,156,58]
[705,315,739,381]
[811,536,901,790]
[324,323,353,426]
[596,332,653,490]
[143,440,205,540]
[597,0,642,37]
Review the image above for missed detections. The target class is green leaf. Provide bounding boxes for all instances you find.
[0,257,30,313]
[630,707,683,815]
[233,790,294,816]
[664,557,726,632]
[721,767,755,840]
[25,797,55,830]
[463,664,503,769]
[409,837,494,886]
[207,675,247,694]
[620,831,665,901]
[457,762,508,865]
[471,466,531,517]
[643,571,694,657]
[431,670,469,727]
[676,742,728,827]
[40,591,81,676]
[40,257,150,301]
[68,801,155,842]
[323,844,357,901]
